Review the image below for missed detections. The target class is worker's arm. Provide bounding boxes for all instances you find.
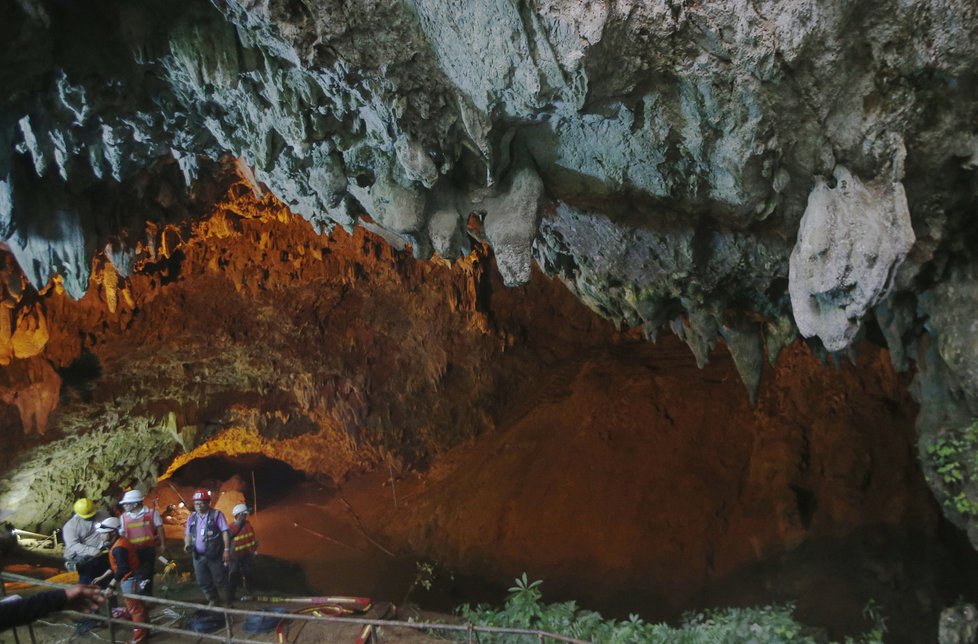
[222,530,231,563]
[0,589,68,629]
[184,515,194,552]
[110,546,132,582]
[155,523,167,556]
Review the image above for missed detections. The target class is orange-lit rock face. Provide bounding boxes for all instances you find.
[12,183,516,481]
[381,338,931,613]
[0,182,956,640]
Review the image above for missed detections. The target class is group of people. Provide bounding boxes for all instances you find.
[60,487,259,643]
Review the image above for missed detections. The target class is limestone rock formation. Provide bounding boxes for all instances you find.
[1,0,978,552]
[789,164,914,352]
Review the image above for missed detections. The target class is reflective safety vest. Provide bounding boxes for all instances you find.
[123,509,157,549]
[233,521,258,554]
[109,537,141,581]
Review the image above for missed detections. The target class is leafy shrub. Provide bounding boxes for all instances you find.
[454,574,886,644]
[926,420,978,519]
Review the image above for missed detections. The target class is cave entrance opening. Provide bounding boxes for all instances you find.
[158,457,506,610]
[165,452,305,509]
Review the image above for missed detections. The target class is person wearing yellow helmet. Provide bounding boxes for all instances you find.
[62,498,110,585]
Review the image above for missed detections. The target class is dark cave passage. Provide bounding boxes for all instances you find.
[166,453,307,508]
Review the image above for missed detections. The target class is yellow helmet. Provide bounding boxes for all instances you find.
[73,498,96,519]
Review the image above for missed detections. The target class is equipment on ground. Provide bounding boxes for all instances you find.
[184,609,225,633]
[253,595,373,612]
[73,498,96,518]
[192,489,211,502]
[120,490,144,504]
[95,517,121,533]
[244,608,288,635]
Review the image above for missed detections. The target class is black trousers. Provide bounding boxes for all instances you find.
[192,552,228,604]
[135,547,156,596]
[75,553,110,586]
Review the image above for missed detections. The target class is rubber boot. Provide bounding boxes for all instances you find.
[126,596,148,643]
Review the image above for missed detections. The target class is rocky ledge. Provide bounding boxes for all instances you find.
[1,1,978,543]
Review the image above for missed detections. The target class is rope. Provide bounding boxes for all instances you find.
[1,571,593,643]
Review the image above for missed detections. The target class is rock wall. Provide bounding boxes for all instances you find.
[1,0,978,542]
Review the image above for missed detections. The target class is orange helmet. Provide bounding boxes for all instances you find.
[192,489,211,502]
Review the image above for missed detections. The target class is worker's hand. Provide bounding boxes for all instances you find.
[222,551,230,563]
[184,543,194,553]
[64,584,105,613]
[92,570,112,585]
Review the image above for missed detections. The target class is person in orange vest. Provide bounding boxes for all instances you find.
[227,504,259,601]
[94,517,148,644]
[119,490,166,596]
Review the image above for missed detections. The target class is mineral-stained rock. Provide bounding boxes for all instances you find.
[1,0,978,559]
[940,603,978,644]
[0,355,60,435]
[0,419,178,532]
[789,165,914,352]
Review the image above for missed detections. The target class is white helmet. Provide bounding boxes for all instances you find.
[232,504,249,517]
[95,517,122,533]
[120,490,144,505]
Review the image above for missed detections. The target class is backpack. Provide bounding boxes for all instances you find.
[244,608,288,634]
[185,609,225,633]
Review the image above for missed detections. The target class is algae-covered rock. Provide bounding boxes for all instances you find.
[0,419,179,532]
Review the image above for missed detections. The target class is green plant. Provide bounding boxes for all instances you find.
[453,574,885,643]
[844,600,888,644]
[402,560,453,607]
[926,420,978,518]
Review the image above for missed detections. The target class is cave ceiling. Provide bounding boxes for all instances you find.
[1,0,978,544]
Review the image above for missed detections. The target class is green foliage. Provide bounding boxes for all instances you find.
[402,559,454,607]
[926,420,978,519]
[454,575,888,644]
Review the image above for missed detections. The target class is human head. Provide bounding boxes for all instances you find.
[192,489,211,513]
[232,504,249,519]
[73,498,97,519]
[119,489,144,513]
[95,517,121,544]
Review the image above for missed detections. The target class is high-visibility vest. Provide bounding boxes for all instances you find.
[232,521,258,554]
[109,537,141,581]
[123,509,157,549]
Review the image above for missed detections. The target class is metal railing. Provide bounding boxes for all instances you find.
[1,571,592,643]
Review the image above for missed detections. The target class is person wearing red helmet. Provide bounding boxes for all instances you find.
[183,489,232,606]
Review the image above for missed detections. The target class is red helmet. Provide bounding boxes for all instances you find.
[192,489,211,502]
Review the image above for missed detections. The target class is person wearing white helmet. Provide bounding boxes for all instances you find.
[62,498,110,585]
[94,517,149,643]
[227,504,259,600]
[119,489,166,596]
